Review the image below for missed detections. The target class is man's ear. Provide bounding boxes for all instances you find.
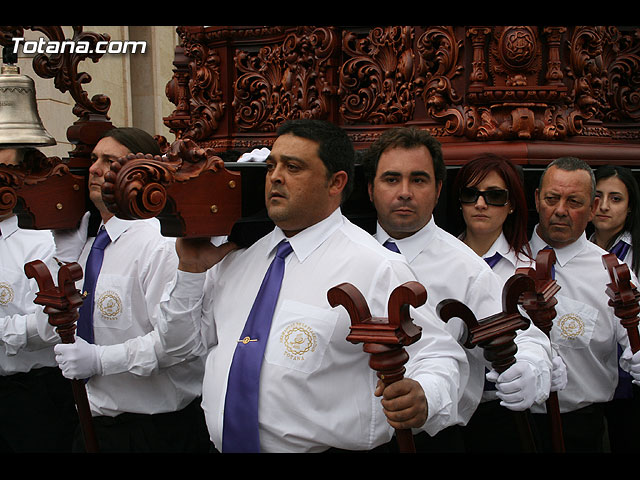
[329,170,348,198]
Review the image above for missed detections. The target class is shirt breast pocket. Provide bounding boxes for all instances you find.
[0,267,29,313]
[550,294,598,350]
[93,274,133,331]
[264,299,339,374]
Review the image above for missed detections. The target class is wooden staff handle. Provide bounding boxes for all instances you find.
[328,281,425,453]
[438,273,539,453]
[517,248,565,453]
[24,260,99,453]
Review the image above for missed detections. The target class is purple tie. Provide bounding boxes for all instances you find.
[383,239,401,254]
[77,226,111,344]
[610,239,631,262]
[484,252,502,269]
[222,240,293,453]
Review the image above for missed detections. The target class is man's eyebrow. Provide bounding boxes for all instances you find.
[266,153,308,164]
[380,170,430,177]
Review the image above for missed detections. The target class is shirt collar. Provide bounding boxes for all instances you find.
[485,231,516,262]
[101,215,133,243]
[0,215,19,239]
[269,208,344,263]
[530,224,588,267]
[375,216,436,263]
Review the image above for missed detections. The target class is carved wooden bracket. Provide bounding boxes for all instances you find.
[0,148,86,229]
[327,281,425,453]
[603,253,640,354]
[101,137,242,238]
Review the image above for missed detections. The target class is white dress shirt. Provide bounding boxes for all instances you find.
[482,232,535,284]
[0,215,58,375]
[74,216,204,417]
[159,208,469,452]
[529,226,633,413]
[376,219,552,424]
[589,230,634,274]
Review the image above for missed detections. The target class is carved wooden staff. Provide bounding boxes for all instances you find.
[437,273,538,453]
[327,281,425,453]
[516,249,564,453]
[603,253,640,354]
[23,259,99,453]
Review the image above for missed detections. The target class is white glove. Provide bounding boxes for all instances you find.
[52,211,91,263]
[621,346,640,385]
[486,361,537,411]
[54,336,104,380]
[550,354,568,392]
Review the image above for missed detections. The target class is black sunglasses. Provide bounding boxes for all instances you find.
[459,186,509,206]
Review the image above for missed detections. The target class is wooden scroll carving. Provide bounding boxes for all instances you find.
[603,253,640,354]
[327,281,425,453]
[23,259,98,453]
[101,138,242,238]
[0,148,86,229]
[437,273,538,452]
[516,249,565,453]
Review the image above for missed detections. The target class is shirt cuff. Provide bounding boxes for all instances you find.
[99,343,129,376]
[172,270,206,300]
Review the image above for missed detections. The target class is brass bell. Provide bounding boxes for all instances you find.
[0,47,55,147]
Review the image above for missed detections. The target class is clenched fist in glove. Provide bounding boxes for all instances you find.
[54,336,104,380]
[486,361,538,411]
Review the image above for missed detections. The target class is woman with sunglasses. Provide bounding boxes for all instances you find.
[452,154,566,451]
[453,153,532,278]
[590,165,640,453]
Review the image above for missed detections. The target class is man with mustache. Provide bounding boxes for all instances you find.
[529,156,640,452]
[364,127,552,452]
[157,119,469,453]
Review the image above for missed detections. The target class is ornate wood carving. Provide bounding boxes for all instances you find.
[234,26,338,131]
[339,26,415,125]
[327,281,424,453]
[164,26,640,165]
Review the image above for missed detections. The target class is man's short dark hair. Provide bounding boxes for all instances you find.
[362,127,445,184]
[539,156,596,202]
[277,119,355,202]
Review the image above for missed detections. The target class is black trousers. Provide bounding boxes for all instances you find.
[533,403,606,453]
[0,366,78,453]
[603,384,640,452]
[462,400,541,453]
[73,397,212,453]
